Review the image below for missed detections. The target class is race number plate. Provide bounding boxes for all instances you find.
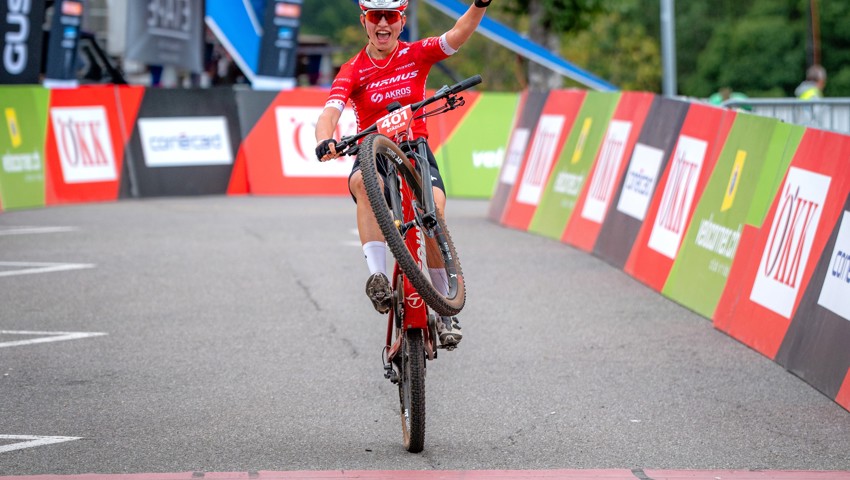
[376,105,413,137]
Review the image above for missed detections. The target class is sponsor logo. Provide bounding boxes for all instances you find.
[138,117,232,167]
[818,211,850,321]
[146,0,192,39]
[722,150,746,212]
[398,46,410,57]
[62,0,83,16]
[553,172,584,196]
[274,106,356,177]
[367,71,418,90]
[275,3,301,18]
[4,0,33,75]
[695,214,743,260]
[396,62,416,71]
[500,128,530,185]
[516,115,565,205]
[750,167,831,318]
[370,86,411,104]
[5,108,22,148]
[472,148,504,169]
[50,106,118,183]
[405,292,424,309]
[648,135,707,259]
[617,143,664,221]
[2,151,41,174]
[581,120,631,223]
[571,118,592,164]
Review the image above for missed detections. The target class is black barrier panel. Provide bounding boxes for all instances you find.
[775,192,850,401]
[234,90,279,137]
[487,90,549,222]
[120,87,243,198]
[593,97,690,269]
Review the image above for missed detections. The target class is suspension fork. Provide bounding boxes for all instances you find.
[406,138,438,231]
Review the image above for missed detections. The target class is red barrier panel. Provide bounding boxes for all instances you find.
[838,371,850,410]
[714,128,850,359]
[239,88,352,196]
[623,103,735,291]
[561,91,655,251]
[499,89,586,230]
[44,85,144,205]
[487,91,549,222]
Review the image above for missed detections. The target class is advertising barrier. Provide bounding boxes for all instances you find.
[45,85,144,205]
[0,86,49,210]
[528,91,620,239]
[623,103,736,292]
[487,90,548,222]
[499,89,586,231]
[664,116,800,319]
[561,91,655,251]
[120,87,243,198]
[432,92,518,198]
[593,97,690,269]
[713,128,850,359]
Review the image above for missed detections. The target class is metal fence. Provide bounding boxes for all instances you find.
[720,98,850,135]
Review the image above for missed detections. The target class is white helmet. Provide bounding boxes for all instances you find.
[360,0,408,12]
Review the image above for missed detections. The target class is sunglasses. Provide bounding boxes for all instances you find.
[364,10,403,25]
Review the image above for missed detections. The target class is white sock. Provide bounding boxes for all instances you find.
[363,241,387,276]
[429,268,449,296]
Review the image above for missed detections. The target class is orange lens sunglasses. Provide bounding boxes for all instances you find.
[364,10,402,24]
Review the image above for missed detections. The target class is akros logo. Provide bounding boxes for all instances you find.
[750,167,831,318]
[370,86,411,104]
[50,106,118,183]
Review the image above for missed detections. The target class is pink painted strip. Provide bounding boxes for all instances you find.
[2,471,849,480]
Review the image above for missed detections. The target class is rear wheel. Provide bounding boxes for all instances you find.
[358,134,466,316]
[398,328,426,452]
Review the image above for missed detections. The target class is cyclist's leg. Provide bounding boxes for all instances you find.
[349,163,392,314]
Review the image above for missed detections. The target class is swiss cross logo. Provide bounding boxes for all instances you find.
[750,167,831,318]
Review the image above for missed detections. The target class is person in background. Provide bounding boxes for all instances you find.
[795,64,827,100]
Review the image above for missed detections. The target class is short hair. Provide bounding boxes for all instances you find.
[807,64,827,82]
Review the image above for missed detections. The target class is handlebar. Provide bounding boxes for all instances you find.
[334,74,482,155]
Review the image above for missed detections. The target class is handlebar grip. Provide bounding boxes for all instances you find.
[451,74,482,94]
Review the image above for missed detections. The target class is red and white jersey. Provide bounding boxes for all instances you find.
[324,34,457,140]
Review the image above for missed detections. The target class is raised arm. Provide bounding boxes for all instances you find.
[444,0,490,52]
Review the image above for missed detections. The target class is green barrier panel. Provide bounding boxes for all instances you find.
[662,116,805,318]
[0,86,49,210]
[435,92,519,198]
[527,91,621,239]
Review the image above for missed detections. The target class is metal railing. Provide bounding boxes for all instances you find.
[720,98,850,135]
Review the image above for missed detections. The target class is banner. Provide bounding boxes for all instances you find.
[120,87,242,197]
[0,86,49,210]
[713,128,850,359]
[44,0,85,87]
[432,92,518,198]
[593,97,690,269]
[44,85,145,205]
[1,0,47,84]
[487,90,548,222]
[254,0,302,89]
[528,91,620,239]
[500,89,586,231]
[664,116,797,319]
[623,103,736,291]
[561,91,655,252]
[125,0,204,73]
[775,194,850,405]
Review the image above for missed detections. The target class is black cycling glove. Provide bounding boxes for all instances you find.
[315,139,337,161]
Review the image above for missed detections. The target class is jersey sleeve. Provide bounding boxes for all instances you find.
[324,61,356,112]
[418,34,457,65]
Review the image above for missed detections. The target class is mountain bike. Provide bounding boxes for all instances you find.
[333,75,480,452]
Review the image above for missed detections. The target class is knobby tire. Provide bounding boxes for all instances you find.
[398,328,426,452]
[357,134,466,316]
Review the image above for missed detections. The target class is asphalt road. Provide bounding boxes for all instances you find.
[1,196,849,476]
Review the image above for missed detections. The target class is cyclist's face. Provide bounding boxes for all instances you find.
[361,9,405,51]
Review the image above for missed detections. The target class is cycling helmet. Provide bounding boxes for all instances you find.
[359,0,408,11]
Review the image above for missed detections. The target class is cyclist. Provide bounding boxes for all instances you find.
[315,0,491,347]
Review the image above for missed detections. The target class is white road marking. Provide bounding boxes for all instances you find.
[0,226,77,236]
[0,435,81,454]
[0,262,95,278]
[0,331,108,349]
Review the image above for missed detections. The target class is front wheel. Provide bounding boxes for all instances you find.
[358,134,466,316]
[398,328,426,452]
